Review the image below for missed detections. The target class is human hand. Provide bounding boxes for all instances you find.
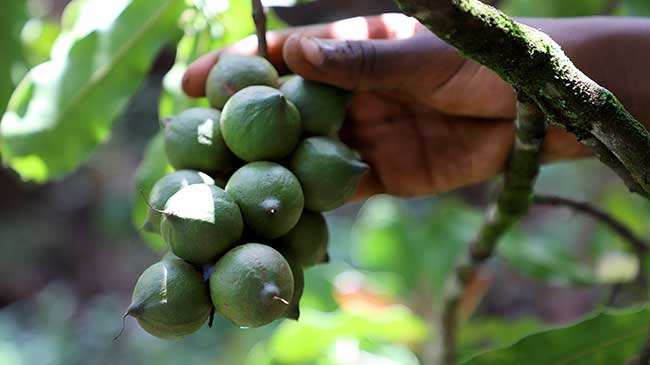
[182,14,590,198]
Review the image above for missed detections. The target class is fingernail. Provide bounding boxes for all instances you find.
[299,36,325,67]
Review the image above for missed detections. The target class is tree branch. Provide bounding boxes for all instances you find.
[252,0,268,58]
[392,0,650,197]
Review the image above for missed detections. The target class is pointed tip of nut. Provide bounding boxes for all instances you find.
[286,307,300,321]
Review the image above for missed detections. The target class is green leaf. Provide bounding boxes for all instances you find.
[0,0,27,118]
[132,132,171,251]
[463,307,650,364]
[0,0,185,182]
[459,318,544,362]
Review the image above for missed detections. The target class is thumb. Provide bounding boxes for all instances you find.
[282,33,461,92]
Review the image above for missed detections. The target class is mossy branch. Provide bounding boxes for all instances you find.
[252,0,268,58]
[393,0,650,197]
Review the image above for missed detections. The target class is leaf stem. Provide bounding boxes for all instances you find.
[252,0,268,59]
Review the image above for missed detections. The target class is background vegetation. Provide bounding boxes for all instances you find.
[1,0,650,364]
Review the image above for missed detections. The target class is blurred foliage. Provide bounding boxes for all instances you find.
[353,196,479,303]
[261,306,427,363]
[0,281,272,365]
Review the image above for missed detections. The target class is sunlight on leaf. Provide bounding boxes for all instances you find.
[1,0,185,182]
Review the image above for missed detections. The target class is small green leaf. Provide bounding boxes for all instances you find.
[463,307,650,364]
[1,0,185,182]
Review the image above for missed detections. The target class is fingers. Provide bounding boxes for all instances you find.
[282,32,460,92]
[182,14,420,97]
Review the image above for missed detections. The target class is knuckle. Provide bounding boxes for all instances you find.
[319,40,378,90]
[339,40,377,89]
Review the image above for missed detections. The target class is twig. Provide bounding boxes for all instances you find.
[393,0,650,197]
[470,97,548,264]
[442,97,547,365]
[441,295,460,365]
[252,0,268,59]
[533,194,649,303]
[532,195,649,254]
